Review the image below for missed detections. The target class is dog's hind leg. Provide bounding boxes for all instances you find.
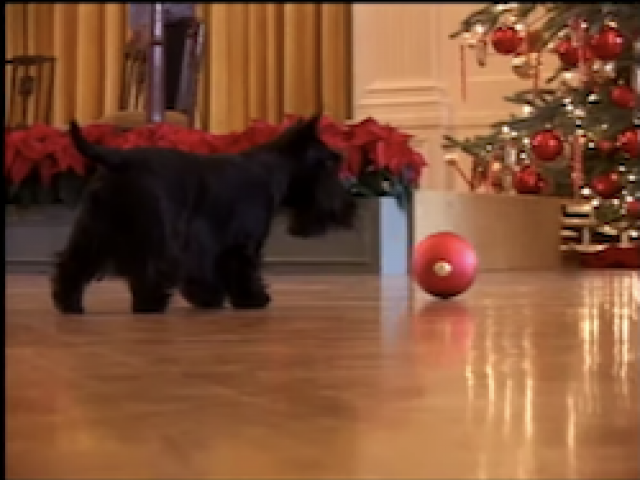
[219,245,271,310]
[179,275,225,310]
[177,223,225,310]
[178,252,225,310]
[125,272,174,314]
[114,250,175,314]
[51,210,110,314]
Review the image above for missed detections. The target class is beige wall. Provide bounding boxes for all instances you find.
[352,3,558,191]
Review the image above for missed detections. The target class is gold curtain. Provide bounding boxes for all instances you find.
[5,2,352,132]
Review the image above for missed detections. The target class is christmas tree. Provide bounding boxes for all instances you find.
[443,3,639,254]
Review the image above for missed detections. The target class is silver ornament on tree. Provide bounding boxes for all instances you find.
[511,53,539,79]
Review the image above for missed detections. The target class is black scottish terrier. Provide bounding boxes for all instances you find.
[52,114,356,314]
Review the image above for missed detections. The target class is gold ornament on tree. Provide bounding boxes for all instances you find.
[560,70,582,90]
[512,28,543,88]
[512,53,539,79]
[591,59,617,83]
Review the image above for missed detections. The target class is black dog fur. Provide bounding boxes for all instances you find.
[52,115,356,314]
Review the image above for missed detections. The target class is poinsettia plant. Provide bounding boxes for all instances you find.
[4,114,427,210]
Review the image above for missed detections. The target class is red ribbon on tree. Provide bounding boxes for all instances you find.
[570,18,590,197]
[476,33,488,67]
[460,44,467,102]
[571,134,586,196]
[533,52,541,93]
[446,154,474,190]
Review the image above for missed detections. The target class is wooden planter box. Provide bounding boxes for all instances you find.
[412,190,566,271]
[5,197,411,275]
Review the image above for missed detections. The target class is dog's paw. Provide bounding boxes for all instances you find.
[179,283,225,310]
[54,303,85,315]
[131,303,170,314]
[230,291,271,310]
[131,297,169,314]
[184,297,225,310]
[52,291,85,314]
[131,293,172,314]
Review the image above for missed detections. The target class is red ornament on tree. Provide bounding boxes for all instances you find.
[596,139,616,155]
[616,129,639,158]
[554,38,594,67]
[591,172,623,199]
[610,85,637,109]
[412,232,478,299]
[513,165,545,194]
[531,129,564,162]
[627,199,640,219]
[491,26,524,55]
[590,25,626,61]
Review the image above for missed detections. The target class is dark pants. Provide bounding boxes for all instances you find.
[164,18,192,110]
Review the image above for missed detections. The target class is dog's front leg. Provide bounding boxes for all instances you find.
[219,245,271,310]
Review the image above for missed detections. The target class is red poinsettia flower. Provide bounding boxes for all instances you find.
[242,119,282,147]
[348,117,390,148]
[81,123,119,144]
[5,114,429,207]
[4,123,78,186]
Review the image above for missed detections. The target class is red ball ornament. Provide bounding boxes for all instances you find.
[610,85,637,109]
[412,232,478,300]
[513,165,544,194]
[531,129,564,162]
[491,26,524,55]
[590,25,626,61]
[627,199,640,219]
[554,38,594,67]
[597,139,616,155]
[591,172,622,199]
[616,129,639,158]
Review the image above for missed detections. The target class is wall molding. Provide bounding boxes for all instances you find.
[364,80,448,96]
[357,80,451,110]
[354,80,455,133]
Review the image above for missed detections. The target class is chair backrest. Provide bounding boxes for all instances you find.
[118,18,205,128]
[175,19,205,127]
[119,44,148,112]
[5,55,56,129]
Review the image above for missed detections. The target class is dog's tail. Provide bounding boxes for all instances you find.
[68,120,122,169]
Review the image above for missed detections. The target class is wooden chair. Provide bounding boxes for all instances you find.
[97,18,205,129]
[5,55,56,129]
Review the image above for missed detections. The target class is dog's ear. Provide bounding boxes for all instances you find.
[272,112,324,152]
[289,112,323,141]
[304,112,323,131]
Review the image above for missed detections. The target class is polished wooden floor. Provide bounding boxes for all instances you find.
[5,271,639,479]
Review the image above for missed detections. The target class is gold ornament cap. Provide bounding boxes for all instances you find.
[433,260,453,277]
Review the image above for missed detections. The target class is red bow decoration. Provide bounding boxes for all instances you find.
[577,245,640,269]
